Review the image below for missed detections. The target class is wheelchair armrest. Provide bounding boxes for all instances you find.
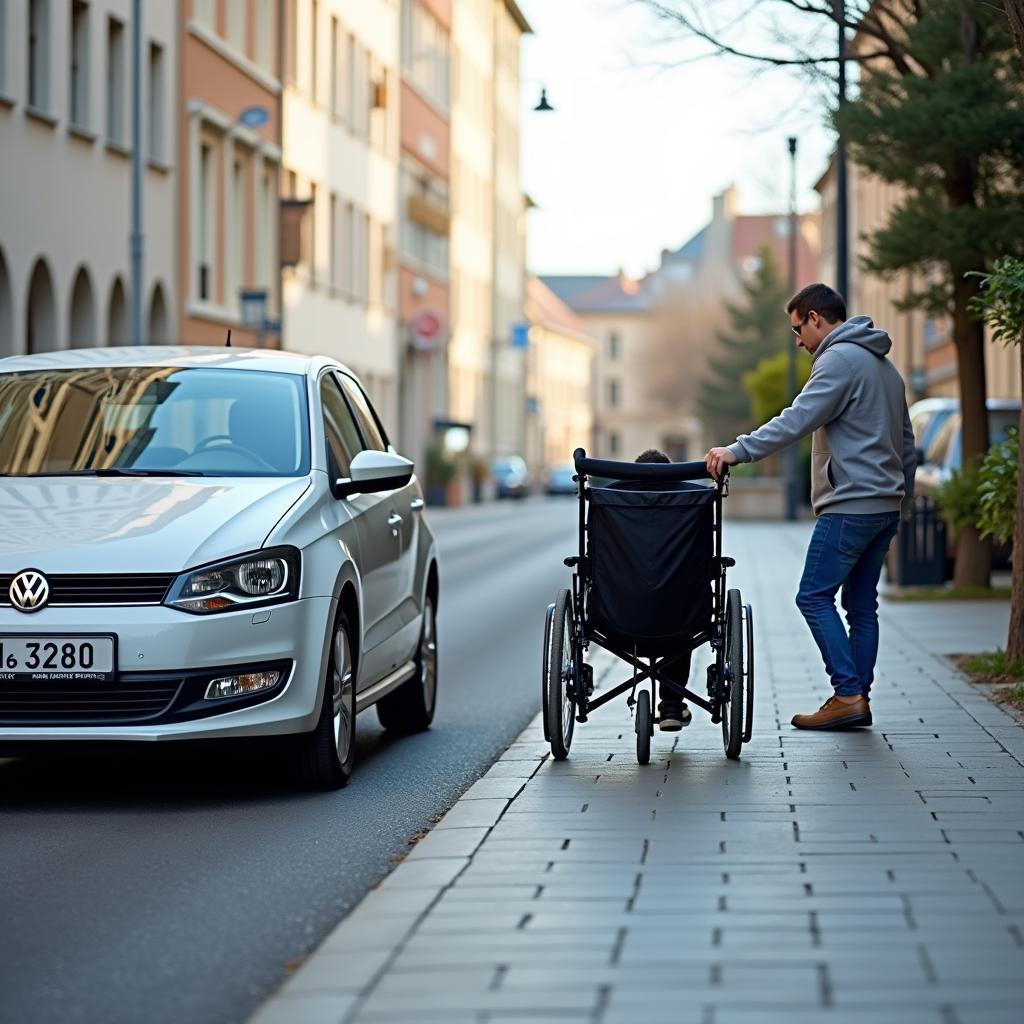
[564,556,579,568]
[717,556,736,569]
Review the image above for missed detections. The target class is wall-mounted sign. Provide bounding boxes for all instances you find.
[239,106,270,129]
[410,309,447,351]
[511,323,530,349]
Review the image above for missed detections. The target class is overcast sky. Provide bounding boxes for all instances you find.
[518,0,837,279]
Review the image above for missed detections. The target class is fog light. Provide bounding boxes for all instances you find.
[204,670,281,700]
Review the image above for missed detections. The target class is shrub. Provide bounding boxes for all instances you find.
[977,428,1018,545]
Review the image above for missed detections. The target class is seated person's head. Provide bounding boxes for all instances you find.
[635,448,670,464]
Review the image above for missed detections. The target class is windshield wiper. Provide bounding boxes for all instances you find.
[20,468,207,478]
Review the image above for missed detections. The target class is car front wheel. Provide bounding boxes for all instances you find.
[296,611,357,790]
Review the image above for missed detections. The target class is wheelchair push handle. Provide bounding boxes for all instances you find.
[572,447,725,485]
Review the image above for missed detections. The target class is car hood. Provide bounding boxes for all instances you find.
[0,477,313,573]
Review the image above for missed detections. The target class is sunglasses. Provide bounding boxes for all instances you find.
[791,313,812,337]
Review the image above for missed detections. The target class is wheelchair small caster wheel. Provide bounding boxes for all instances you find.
[635,689,652,765]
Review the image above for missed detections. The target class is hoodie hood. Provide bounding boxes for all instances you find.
[815,315,892,360]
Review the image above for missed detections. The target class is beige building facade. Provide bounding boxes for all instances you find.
[280,0,400,426]
[523,276,595,472]
[0,0,179,353]
[448,0,529,462]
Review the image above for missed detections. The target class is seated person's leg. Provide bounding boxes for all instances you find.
[658,648,693,731]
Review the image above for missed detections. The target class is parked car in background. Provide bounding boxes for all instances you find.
[908,397,958,463]
[0,348,440,791]
[543,462,577,496]
[491,456,532,499]
[915,398,1020,495]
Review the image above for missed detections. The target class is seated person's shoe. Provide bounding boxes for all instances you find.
[791,695,871,731]
[658,700,692,732]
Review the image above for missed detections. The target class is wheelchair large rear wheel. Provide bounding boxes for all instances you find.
[743,603,755,744]
[544,588,575,759]
[722,588,744,760]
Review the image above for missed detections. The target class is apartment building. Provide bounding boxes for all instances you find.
[0,0,178,353]
[396,0,451,472]
[179,0,281,349]
[280,0,400,428]
[448,0,530,463]
[523,275,595,472]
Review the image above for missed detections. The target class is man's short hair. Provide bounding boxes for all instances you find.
[787,283,847,324]
[635,448,670,464]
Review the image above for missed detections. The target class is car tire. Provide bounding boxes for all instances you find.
[376,595,438,734]
[295,610,357,790]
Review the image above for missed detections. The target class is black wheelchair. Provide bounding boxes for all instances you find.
[542,448,754,764]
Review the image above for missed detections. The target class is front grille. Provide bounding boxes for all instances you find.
[0,677,181,723]
[0,573,176,607]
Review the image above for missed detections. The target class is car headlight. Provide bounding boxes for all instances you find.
[165,547,300,614]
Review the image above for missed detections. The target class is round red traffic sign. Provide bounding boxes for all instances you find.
[410,309,446,350]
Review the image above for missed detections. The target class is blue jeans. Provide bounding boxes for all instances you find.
[795,512,900,699]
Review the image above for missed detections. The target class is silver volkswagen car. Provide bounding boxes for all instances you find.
[0,347,439,789]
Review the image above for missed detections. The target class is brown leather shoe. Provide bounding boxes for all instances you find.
[791,695,872,730]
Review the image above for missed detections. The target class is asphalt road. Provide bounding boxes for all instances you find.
[0,497,577,1024]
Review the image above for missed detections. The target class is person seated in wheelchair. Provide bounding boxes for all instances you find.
[611,448,694,732]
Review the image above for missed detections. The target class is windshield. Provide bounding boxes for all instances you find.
[0,367,310,478]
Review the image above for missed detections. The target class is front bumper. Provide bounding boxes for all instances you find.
[0,597,333,743]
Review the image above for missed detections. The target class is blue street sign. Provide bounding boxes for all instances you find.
[511,323,530,349]
[239,106,270,128]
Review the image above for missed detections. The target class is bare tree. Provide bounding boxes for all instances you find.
[1007,0,1024,60]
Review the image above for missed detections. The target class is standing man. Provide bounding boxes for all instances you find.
[705,283,916,730]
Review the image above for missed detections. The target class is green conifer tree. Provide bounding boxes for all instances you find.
[698,246,790,443]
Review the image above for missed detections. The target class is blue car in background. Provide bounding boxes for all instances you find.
[492,456,532,499]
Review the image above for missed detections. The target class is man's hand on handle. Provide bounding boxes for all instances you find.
[705,447,738,481]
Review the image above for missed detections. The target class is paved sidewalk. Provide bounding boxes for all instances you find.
[254,523,1024,1024]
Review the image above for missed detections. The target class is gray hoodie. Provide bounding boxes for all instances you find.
[728,316,916,516]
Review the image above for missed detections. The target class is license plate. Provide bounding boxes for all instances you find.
[0,635,116,682]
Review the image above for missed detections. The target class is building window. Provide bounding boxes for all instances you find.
[226,0,245,54]
[198,141,214,301]
[310,0,318,101]
[106,16,125,145]
[256,162,275,299]
[306,182,318,284]
[401,0,449,110]
[345,32,358,132]
[343,200,355,296]
[400,163,449,278]
[255,0,274,71]
[329,15,339,117]
[284,0,297,84]
[69,1,89,127]
[329,192,338,290]
[608,331,619,359]
[230,154,247,310]
[608,380,620,407]
[609,432,620,457]
[147,43,165,161]
[28,0,50,111]
[193,0,214,30]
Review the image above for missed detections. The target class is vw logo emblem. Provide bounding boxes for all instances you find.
[9,570,50,613]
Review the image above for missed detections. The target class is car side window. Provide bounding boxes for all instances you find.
[320,375,361,478]
[335,374,388,452]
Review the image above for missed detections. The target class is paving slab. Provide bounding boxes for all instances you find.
[251,522,1023,1023]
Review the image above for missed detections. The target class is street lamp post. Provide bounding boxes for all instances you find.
[129,0,143,345]
[834,0,849,300]
[785,136,799,522]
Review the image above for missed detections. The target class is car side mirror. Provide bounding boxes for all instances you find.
[335,450,414,498]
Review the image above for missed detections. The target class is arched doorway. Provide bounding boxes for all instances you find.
[147,283,169,344]
[108,278,128,345]
[26,259,58,353]
[0,247,12,356]
[68,266,97,347]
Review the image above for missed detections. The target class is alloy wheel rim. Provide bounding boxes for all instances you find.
[420,602,438,712]
[332,625,355,764]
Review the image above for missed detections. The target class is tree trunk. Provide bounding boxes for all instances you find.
[950,270,992,588]
[1007,349,1024,662]
[1005,1,1024,62]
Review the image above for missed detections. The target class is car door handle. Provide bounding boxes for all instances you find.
[388,513,403,527]
[409,498,424,512]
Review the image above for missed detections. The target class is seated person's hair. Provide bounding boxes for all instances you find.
[635,448,670,464]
